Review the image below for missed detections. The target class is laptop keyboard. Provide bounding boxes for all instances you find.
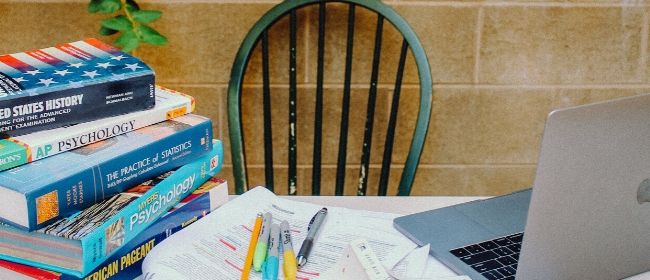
[449,232,524,280]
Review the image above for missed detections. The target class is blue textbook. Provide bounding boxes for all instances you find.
[0,114,213,230]
[0,176,228,280]
[0,140,223,277]
[63,176,228,280]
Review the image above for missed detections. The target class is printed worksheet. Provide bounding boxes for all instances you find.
[141,187,423,279]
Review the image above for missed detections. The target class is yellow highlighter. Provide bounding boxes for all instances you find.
[253,212,273,271]
[280,220,297,280]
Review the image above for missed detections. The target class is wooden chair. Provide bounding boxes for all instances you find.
[227,0,432,196]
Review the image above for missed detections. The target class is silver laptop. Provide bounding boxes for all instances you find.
[394,94,650,280]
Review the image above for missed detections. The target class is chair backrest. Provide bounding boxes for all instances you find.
[228,0,432,196]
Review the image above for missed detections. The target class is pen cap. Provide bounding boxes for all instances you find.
[253,212,273,272]
[268,224,280,256]
[259,212,273,241]
[280,221,294,251]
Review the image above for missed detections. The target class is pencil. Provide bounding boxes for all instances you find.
[241,213,263,280]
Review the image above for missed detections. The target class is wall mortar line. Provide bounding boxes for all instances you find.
[386,1,650,8]
[161,83,650,89]
[13,0,647,6]
[243,163,538,168]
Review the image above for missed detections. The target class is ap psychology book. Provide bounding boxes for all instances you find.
[0,85,195,171]
[0,38,155,136]
[0,114,213,230]
[0,140,223,277]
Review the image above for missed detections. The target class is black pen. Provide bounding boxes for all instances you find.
[296,207,328,267]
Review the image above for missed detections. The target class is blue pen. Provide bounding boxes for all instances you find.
[297,207,327,267]
[262,224,280,280]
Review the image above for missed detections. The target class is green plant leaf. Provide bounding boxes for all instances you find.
[99,26,119,36]
[126,0,140,12]
[115,30,140,52]
[88,0,169,51]
[98,0,121,14]
[139,25,168,46]
[132,10,162,24]
[101,15,132,31]
[87,0,102,13]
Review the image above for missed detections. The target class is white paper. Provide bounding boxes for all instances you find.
[321,239,391,280]
[390,244,429,279]
[421,255,458,279]
[142,187,421,280]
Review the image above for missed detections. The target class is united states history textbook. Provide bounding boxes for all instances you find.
[0,85,195,172]
[0,38,155,136]
[0,140,224,277]
[0,114,213,231]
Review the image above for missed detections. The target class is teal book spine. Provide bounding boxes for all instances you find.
[0,114,213,230]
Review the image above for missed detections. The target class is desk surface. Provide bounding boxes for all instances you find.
[284,195,487,214]
[272,194,649,280]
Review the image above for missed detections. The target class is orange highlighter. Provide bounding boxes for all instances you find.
[280,220,297,280]
[241,213,263,280]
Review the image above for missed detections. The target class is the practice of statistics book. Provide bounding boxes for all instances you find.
[0,114,213,231]
[0,85,195,172]
[0,38,155,136]
[0,140,223,278]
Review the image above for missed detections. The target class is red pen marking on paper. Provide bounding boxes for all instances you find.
[242,225,252,232]
[298,270,319,276]
[224,259,242,271]
[219,239,236,251]
[297,277,310,280]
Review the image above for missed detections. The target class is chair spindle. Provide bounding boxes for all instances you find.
[335,3,356,196]
[261,30,275,192]
[357,14,384,196]
[312,2,326,196]
[288,9,298,195]
[378,39,408,196]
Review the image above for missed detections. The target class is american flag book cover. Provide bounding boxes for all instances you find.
[0,141,223,277]
[0,38,155,136]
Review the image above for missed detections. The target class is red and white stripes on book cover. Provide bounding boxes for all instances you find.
[0,38,120,75]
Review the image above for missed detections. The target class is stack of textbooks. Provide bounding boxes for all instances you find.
[0,39,227,279]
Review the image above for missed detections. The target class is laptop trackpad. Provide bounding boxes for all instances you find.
[455,189,531,236]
